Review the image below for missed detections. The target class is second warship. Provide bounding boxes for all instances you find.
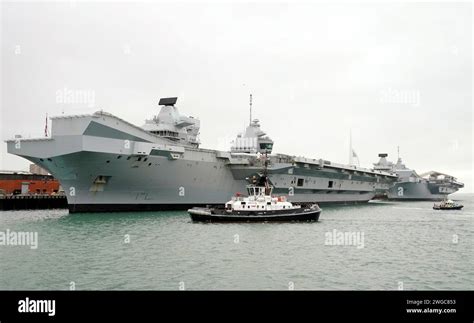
[373,153,464,200]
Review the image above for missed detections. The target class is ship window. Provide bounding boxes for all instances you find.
[259,143,273,150]
[137,157,142,161]
[267,202,271,205]
[297,178,304,187]
[127,156,131,160]
[106,160,110,163]
[328,181,334,188]
[117,155,122,159]
[148,163,152,166]
[144,158,148,162]
[47,158,52,162]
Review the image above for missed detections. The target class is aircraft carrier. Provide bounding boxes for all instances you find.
[373,153,464,200]
[6,97,397,213]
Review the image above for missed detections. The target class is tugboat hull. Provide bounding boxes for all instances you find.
[433,205,463,210]
[188,206,321,222]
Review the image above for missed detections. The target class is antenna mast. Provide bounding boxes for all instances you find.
[349,129,352,165]
[249,93,252,125]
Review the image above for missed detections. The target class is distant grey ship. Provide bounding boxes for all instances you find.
[7,97,397,212]
[373,153,464,200]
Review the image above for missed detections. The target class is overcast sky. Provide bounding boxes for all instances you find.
[1,1,472,191]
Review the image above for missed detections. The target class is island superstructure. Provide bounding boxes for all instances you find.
[6,97,397,212]
[373,153,464,200]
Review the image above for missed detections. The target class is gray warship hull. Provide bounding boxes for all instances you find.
[6,110,397,213]
[387,182,461,201]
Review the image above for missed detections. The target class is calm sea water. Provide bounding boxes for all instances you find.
[1,194,473,290]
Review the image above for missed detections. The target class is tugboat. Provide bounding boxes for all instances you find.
[188,154,321,222]
[433,199,464,210]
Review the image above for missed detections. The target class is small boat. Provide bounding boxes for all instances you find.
[433,199,463,210]
[188,154,321,222]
